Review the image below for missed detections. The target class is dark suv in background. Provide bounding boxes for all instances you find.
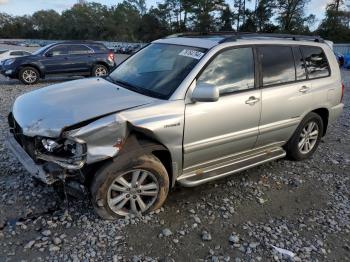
[0,41,116,84]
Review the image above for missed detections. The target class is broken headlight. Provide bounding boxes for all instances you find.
[36,137,87,170]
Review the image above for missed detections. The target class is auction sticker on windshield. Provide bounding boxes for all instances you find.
[179,49,205,60]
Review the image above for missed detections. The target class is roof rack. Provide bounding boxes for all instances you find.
[166,32,324,43]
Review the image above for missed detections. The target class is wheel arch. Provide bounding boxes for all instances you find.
[93,61,109,70]
[311,108,329,136]
[18,64,43,78]
[126,131,174,189]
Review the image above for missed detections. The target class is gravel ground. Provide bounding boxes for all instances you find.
[0,71,349,262]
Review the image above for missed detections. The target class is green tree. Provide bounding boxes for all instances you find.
[275,0,314,33]
[318,1,350,42]
[219,4,233,31]
[190,0,226,32]
[255,0,276,32]
[32,10,61,39]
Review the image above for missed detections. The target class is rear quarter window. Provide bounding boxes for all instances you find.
[89,44,108,53]
[300,46,330,79]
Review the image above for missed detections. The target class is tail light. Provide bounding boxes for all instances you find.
[341,81,345,102]
[108,52,115,63]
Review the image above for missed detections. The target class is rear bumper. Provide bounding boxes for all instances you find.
[5,132,59,185]
[329,103,344,123]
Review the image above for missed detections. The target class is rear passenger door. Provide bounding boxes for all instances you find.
[256,45,330,147]
[65,45,93,73]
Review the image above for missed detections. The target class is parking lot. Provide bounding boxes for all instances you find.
[0,66,349,261]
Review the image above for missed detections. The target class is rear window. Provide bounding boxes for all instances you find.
[300,46,330,79]
[259,46,295,86]
[67,45,92,55]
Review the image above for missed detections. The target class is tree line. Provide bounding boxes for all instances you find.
[0,0,349,43]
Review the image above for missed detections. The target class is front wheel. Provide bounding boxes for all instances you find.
[19,67,40,85]
[90,154,169,220]
[92,64,108,77]
[286,112,324,161]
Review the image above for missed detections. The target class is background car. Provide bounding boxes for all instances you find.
[0,41,116,84]
[334,52,344,67]
[0,49,32,62]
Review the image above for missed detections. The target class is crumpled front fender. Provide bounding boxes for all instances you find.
[66,114,128,164]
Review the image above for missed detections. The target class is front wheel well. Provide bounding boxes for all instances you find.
[312,108,329,136]
[129,131,173,189]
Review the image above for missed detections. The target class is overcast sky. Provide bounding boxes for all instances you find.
[0,0,337,28]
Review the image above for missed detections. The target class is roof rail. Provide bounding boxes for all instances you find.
[166,32,324,43]
[221,32,324,43]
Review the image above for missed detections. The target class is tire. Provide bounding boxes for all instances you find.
[92,64,108,77]
[19,67,40,85]
[286,112,324,161]
[90,154,169,220]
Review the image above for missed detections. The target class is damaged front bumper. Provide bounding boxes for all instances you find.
[6,132,60,185]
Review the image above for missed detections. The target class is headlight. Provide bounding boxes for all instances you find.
[4,59,15,66]
[36,137,87,169]
[42,139,60,152]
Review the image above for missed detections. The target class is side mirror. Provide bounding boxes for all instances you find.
[45,52,53,57]
[191,82,219,102]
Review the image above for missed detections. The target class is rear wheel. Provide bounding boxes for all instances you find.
[286,112,324,161]
[90,154,169,220]
[19,67,40,85]
[92,64,108,77]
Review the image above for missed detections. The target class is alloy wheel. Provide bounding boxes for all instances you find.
[95,66,107,77]
[298,121,319,154]
[22,69,37,84]
[107,169,159,216]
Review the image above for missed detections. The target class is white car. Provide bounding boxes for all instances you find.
[0,50,32,62]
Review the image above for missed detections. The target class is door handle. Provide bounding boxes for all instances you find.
[299,86,309,93]
[245,96,260,105]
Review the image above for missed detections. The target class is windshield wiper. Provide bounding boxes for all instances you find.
[107,76,163,99]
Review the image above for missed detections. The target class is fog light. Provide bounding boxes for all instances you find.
[5,70,13,75]
[42,139,60,152]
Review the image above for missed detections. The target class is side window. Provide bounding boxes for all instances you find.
[89,44,108,52]
[198,48,255,95]
[259,46,295,86]
[68,45,92,55]
[10,51,19,56]
[292,47,307,80]
[300,46,330,79]
[47,46,67,56]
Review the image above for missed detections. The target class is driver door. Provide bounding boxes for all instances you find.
[40,45,70,74]
[183,47,261,171]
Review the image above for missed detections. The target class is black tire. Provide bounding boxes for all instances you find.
[286,112,324,161]
[90,154,169,220]
[19,67,40,85]
[92,64,108,77]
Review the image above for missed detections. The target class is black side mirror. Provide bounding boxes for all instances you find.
[45,52,53,57]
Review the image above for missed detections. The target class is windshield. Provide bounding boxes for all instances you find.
[109,43,207,99]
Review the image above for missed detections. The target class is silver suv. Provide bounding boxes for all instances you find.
[7,33,344,219]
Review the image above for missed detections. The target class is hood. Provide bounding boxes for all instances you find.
[12,78,156,137]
